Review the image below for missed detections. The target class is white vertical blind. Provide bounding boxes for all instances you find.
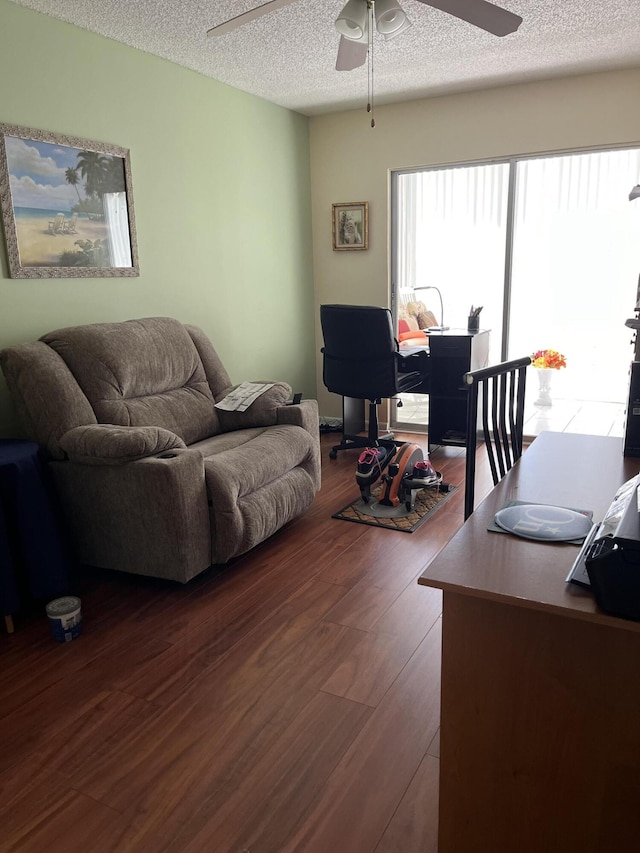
[394,147,640,407]
[396,162,509,363]
[509,149,640,402]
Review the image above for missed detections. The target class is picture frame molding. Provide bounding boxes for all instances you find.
[332,201,368,251]
[0,123,139,278]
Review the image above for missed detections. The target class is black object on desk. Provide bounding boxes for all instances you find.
[0,440,71,633]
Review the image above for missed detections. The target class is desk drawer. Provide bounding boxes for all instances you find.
[431,339,470,358]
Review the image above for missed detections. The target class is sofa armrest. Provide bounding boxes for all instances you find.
[50,447,210,583]
[59,424,186,465]
[276,399,319,438]
[215,381,291,432]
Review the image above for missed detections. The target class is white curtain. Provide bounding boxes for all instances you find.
[395,163,509,364]
[510,149,640,402]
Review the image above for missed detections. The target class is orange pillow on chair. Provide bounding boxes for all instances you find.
[399,330,428,342]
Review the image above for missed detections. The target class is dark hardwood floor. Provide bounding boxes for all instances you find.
[0,433,493,852]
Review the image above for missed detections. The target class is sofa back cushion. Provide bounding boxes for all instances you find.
[41,317,220,444]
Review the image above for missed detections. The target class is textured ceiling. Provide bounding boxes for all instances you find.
[10,0,640,115]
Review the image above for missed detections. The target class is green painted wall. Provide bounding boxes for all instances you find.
[0,0,315,436]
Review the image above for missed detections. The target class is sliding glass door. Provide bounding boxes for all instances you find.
[392,161,510,430]
[392,146,640,436]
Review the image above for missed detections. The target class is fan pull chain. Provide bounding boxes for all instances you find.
[367,2,375,127]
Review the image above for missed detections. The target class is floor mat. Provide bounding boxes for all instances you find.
[332,483,458,533]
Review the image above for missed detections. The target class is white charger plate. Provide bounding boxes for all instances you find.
[494,504,593,542]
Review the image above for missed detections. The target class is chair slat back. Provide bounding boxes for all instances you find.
[464,356,531,520]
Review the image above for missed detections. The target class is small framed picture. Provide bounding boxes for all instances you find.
[332,202,368,251]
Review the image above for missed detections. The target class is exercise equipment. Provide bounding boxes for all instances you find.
[355,440,450,516]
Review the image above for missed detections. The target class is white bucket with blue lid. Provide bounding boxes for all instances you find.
[46,596,82,642]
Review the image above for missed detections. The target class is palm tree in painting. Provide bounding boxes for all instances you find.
[65,167,83,204]
[76,150,110,198]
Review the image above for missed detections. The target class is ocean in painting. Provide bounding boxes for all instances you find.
[13,206,90,220]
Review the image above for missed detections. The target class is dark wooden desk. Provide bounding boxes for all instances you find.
[418,432,640,852]
[427,328,490,449]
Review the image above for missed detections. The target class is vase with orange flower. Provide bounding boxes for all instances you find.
[531,349,567,406]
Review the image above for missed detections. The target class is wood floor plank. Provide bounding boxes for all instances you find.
[314,525,408,588]
[91,622,368,850]
[0,632,170,775]
[0,765,122,852]
[17,691,161,782]
[373,577,443,637]
[151,693,372,852]
[321,583,442,707]
[428,727,440,758]
[282,618,442,852]
[324,582,402,631]
[72,618,367,816]
[375,754,440,853]
[118,576,350,705]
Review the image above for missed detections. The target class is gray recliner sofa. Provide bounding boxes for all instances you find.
[0,316,321,583]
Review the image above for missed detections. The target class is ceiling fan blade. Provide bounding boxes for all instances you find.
[207,0,300,37]
[336,36,368,71]
[418,0,522,37]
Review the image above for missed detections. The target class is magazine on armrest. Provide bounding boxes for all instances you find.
[215,382,275,413]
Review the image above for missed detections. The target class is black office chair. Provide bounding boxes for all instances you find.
[320,304,430,459]
[463,356,531,519]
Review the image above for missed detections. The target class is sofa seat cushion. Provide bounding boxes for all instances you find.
[201,425,318,563]
[189,427,271,457]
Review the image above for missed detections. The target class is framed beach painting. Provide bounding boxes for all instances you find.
[0,124,139,278]
[332,201,368,251]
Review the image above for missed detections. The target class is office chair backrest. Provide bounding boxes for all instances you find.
[463,356,531,520]
[320,304,401,400]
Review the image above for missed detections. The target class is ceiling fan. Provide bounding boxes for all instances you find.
[207,0,523,72]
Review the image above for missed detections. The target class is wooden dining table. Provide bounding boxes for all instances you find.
[418,431,640,853]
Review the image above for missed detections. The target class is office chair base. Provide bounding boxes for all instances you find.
[329,431,395,460]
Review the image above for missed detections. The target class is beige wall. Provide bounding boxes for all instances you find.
[310,68,640,417]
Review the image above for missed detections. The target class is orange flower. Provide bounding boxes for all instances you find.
[531,349,566,369]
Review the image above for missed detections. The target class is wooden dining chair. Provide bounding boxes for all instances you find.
[463,356,531,519]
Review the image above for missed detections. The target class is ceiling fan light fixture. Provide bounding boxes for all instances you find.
[374,0,406,36]
[382,14,412,40]
[336,0,368,41]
